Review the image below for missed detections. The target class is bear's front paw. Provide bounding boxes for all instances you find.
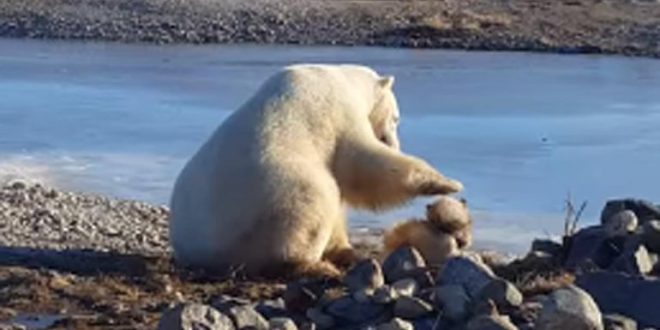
[417,177,463,195]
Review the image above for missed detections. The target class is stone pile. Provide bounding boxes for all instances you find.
[157,248,608,330]
[157,198,660,330]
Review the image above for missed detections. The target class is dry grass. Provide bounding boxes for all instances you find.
[516,272,575,297]
[563,194,587,238]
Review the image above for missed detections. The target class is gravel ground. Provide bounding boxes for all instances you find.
[0,181,170,256]
[0,0,659,57]
[0,181,382,257]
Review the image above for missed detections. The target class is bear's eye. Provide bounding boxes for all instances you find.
[392,116,400,125]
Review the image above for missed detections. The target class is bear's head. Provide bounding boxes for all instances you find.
[370,76,401,151]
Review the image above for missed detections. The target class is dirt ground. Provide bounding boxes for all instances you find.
[0,242,386,329]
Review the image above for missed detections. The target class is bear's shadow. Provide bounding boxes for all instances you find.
[0,245,156,277]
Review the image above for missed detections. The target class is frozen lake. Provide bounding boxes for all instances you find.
[2,38,660,252]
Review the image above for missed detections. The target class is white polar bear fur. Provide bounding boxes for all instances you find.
[169,64,463,276]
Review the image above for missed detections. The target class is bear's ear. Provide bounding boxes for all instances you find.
[378,75,395,90]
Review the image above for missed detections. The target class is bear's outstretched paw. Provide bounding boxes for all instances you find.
[417,177,463,195]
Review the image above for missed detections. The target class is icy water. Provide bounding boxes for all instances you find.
[2,39,660,253]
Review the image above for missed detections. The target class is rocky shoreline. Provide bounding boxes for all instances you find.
[1,0,659,58]
[1,182,660,329]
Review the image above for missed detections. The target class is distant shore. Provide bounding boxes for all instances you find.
[1,0,659,58]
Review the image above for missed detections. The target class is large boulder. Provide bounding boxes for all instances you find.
[393,296,434,319]
[602,314,637,330]
[641,220,660,253]
[344,258,385,292]
[437,256,496,298]
[576,271,660,328]
[225,305,268,330]
[535,285,603,330]
[377,318,414,330]
[601,199,660,225]
[564,226,622,270]
[157,304,235,330]
[283,281,320,313]
[608,240,653,275]
[475,278,523,311]
[254,298,288,319]
[269,317,299,330]
[306,307,335,329]
[466,314,518,330]
[434,284,470,322]
[325,295,386,325]
[382,247,427,283]
[372,285,398,304]
[604,211,638,237]
[391,278,418,297]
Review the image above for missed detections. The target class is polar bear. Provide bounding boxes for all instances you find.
[169,64,463,278]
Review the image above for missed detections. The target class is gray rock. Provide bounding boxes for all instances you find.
[305,308,334,330]
[269,317,298,330]
[434,284,470,322]
[392,278,418,297]
[283,282,318,313]
[227,305,268,330]
[603,314,637,330]
[0,324,26,330]
[377,318,414,330]
[416,288,435,305]
[298,323,316,330]
[437,256,496,298]
[344,258,385,292]
[373,285,398,304]
[325,296,385,324]
[157,303,235,330]
[466,314,518,330]
[382,247,426,283]
[411,317,441,330]
[601,199,660,225]
[254,298,288,319]
[565,226,622,270]
[7,180,27,190]
[604,210,639,237]
[609,240,653,275]
[641,220,660,253]
[535,285,603,330]
[393,296,434,319]
[508,301,543,328]
[475,278,523,310]
[212,295,251,312]
[413,270,436,289]
[576,271,660,328]
[352,288,374,303]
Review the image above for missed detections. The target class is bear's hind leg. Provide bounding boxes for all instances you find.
[322,213,360,269]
